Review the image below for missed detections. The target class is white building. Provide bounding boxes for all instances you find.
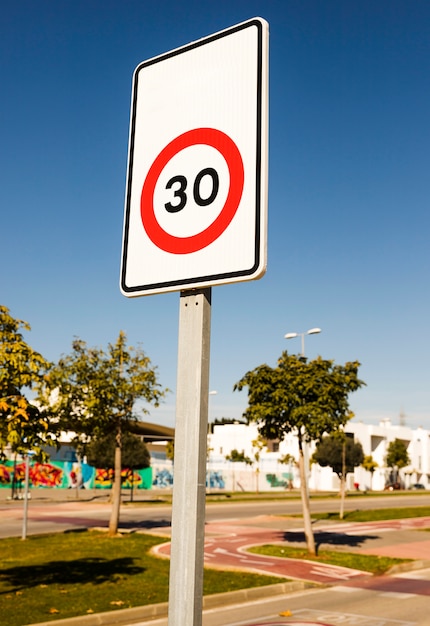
[207,419,430,493]
[345,420,430,491]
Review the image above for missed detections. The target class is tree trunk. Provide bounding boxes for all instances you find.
[109,426,122,536]
[75,454,81,500]
[11,454,17,500]
[339,442,346,520]
[298,438,316,555]
[339,473,345,520]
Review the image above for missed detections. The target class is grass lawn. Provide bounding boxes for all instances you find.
[248,545,408,575]
[0,530,284,626]
[308,506,430,523]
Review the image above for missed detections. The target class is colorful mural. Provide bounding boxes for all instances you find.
[153,467,174,488]
[94,467,152,490]
[0,460,297,492]
[0,460,152,490]
[207,470,225,489]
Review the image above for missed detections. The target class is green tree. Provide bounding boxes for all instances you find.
[313,433,364,518]
[385,438,410,485]
[234,351,364,555]
[0,305,53,460]
[279,453,296,490]
[313,434,364,478]
[225,449,252,465]
[251,436,266,493]
[87,431,150,501]
[165,440,175,463]
[86,431,150,471]
[40,331,166,535]
[362,454,378,490]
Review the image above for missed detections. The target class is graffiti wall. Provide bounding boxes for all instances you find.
[0,460,152,490]
[0,458,297,492]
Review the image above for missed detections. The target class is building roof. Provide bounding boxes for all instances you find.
[130,420,174,442]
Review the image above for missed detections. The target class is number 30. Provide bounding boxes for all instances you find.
[165,168,219,213]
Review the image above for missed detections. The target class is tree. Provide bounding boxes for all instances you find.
[225,448,252,493]
[361,455,378,490]
[313,434,364,518]
[208,417,246,433]
[0,305,54,461]
[251,436,266,493]
[87,431,150,502]
[313,434,364,478]
[40,331,166,535]
[225,449,252,464]
[385,438,410,486]
[279,453,296,490]
[86,431,150,471]
[234,351,364,555]
[165,440,175,463]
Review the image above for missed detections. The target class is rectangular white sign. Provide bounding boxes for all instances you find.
[120,18,269,296]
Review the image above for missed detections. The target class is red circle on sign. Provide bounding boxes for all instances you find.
[141,128,244,254]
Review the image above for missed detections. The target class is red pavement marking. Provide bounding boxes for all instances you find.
[357,538,430,560]
[244,623,333,625]
[154,521,368,585]
[28,515,107,527]
[154,515,430,585]
[0,502,109,529]
[344,573,430,596]
[317,516,430,533]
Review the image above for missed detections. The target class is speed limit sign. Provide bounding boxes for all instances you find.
[120,18,268,297]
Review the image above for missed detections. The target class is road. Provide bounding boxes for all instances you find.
[138,569,430,626]
[1,492,429,538]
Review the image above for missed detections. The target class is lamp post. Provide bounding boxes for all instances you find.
[284,327,321,356]
[22,450,35,540]
[208,390,217,427]
[207,391,217,493]
[283,327,322,514]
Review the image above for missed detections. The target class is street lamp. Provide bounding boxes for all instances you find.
[208,390,217,423]
[208,390,217,405]
[283,327,322,496]
[284,327,321,356]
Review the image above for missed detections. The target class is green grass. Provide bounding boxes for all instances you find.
[0,531,284,626]
[248,544,408,575]
[308,506,430,523]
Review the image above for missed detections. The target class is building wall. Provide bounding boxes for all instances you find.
[3,419,427,494]
[207,419,430,492]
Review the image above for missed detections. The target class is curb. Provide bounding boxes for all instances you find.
[387,559,430,575]
[27,581,316,626]
[27,558,430,626]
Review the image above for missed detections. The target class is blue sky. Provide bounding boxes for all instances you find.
[2,1,429,430]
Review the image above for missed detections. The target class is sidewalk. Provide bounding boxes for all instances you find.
[0,487,171,503]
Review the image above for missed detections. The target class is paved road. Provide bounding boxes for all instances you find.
[139,569,430,626]
[1,492,429,538]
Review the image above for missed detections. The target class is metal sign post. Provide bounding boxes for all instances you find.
[168,288,211,626]
[119,16,268,626]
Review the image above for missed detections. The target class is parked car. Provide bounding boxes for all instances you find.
[384,482,401,491]
[408,483,426,490]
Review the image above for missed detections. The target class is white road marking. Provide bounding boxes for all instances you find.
[381,591,416,599]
